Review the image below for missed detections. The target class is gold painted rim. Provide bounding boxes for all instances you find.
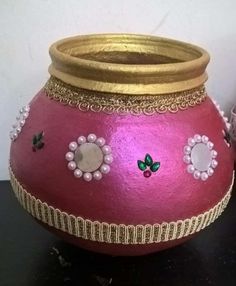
[44,77,207,115]
[49,34,210,95]
[10,167,234,245]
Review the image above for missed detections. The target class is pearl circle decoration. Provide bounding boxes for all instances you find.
[183,134,218,181]
[9,105,30,141]
[213,100,231,130]
[66,134,113,181]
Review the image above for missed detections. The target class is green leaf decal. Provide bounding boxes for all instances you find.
[145,154,153,166]
[32,135,37,145]
[37,142,45,149]
[32,131,44,151]
[137,160,147,171]
[36,131,44,141]
[150,162,160,172]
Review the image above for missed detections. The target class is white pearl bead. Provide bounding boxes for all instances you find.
[23,105,30,112]
[220,110,224,116]
[207,168,214,176]
[201,135,209,143]
[184,146,191,154]
[77,136,86,145]
[11,133,18,140]
[194,134,202,143]
[93,170,102,180]
[104,155,113,164]
[10,132,17,140]
[19,108,24,114]
[68,161,76,170]
[183,155,191,164]
[69,141,78,151]
[211,159,218,168]
[83,172,92,181]
[87,134,97,143]
[16,127,21,133]
[96,137,105,147]
[22,112,29,119]
[19,119,25,127]
[201,172,208,181]
[102,145,111,155]
[211,150,217,158]
[74,169,82,178]
[100,164,110,174]
[207,141,214,150]
[187,165,195,174]
[12,123,17,128]
[193,170,201,179]
[65,152,74,161]
[188,138,195,147]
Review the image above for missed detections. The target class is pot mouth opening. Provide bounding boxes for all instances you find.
[73,51,184,65]
[49,34,210,95]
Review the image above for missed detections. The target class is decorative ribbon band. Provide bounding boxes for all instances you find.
[9,167,234,245]
[44,77,207,115]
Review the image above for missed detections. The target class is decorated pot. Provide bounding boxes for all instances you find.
[9,34,234,256]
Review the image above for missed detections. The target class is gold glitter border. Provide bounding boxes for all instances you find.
[44,77,207,115]
[9,167,234,245]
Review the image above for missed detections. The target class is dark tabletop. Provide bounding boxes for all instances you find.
[0,181,236,286]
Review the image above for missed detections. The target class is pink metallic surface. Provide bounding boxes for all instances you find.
[10,90,234,255]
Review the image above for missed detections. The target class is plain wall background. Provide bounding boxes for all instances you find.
[1,0,236,180]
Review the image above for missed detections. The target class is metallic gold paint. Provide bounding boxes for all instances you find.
[48,34,209,94]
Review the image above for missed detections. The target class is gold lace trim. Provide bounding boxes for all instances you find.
[9,167,234,245]
[44,77,207,115]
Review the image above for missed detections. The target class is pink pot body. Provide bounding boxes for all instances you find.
[10,89,234,256]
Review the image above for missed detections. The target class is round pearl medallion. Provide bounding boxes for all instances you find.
[183,134,218,181]
[75,143,103,172]
[190,143,212,172]
[66,134,113,182]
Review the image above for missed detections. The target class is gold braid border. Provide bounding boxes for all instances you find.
[44,77,207,115]
[10,167,234,245]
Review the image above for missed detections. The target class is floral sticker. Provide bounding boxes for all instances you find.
[137,154,160,178]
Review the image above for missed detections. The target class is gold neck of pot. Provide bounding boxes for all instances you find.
[48,34,210,95]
